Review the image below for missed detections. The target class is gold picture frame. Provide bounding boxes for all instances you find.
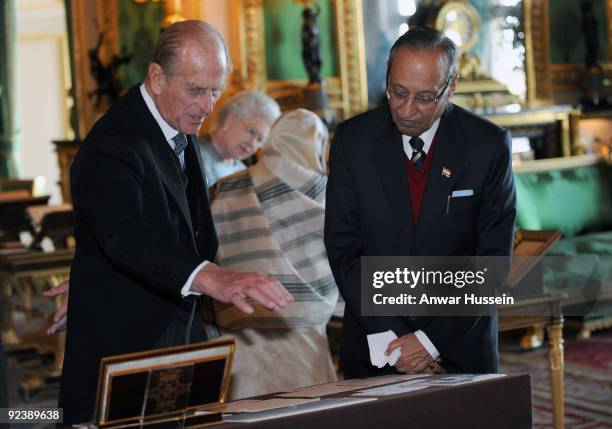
[525,0,612,102]
[523,0,553,106]
[230,0,368,120]
[67,0,120,140]
[94,338,235,427]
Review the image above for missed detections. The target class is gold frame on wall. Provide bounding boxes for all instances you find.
[230,0,368,119]
[527,0,612,98]
[68,0,119,140]
[523,0,553,106]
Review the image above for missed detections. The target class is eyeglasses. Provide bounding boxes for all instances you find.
[386,75,453,110]
[238,117,265,146]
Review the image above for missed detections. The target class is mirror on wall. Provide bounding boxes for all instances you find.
[362,0,527,111]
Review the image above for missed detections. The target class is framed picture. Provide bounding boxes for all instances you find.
[230,0,368,120]
[94,338,235,427]
[66,0,163,139]
[66,0,119,140]
[508,229,562,287]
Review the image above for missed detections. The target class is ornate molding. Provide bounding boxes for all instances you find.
[526,0,612,98]
[546,323,564,372]
[70,0,119,139]
[235,0,367,119]
[524,0,552,105]
[240,0,266,91]
[335,0,367,117]
[550,62,612,92]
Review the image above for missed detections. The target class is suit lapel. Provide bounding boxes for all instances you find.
[130,86,195,236]
[414,104,467,251]
[372,109,415,245]
[185,136,218,261]
[191,136,211,201]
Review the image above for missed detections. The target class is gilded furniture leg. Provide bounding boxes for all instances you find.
[547,321,564,429]
[19,277,34,323]
[18,274,67,400]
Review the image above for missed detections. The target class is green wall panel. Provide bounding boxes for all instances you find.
[117,1,164,90]
[263,0,339,81]
[549,0,608,64]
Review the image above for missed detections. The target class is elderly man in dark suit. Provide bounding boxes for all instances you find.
[324,26,515,378]
[59,20,292,425]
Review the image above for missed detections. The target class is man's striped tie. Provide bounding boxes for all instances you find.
[409,136,426,171]
[172,133,188,157]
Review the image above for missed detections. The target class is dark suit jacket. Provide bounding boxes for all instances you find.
[324,103,516,378]
[59,85,218,425]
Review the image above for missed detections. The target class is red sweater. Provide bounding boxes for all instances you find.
[405,138,438,224]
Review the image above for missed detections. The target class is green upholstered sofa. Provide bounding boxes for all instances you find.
[513,155,612,337]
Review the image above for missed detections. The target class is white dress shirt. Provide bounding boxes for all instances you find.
[401,117,440,160]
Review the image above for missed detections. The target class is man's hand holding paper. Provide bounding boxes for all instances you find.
[386,333,434,373]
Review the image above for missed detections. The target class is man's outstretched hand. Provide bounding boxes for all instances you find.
[41,264,294,333]
[192,263,294,314]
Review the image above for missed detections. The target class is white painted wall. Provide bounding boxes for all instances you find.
[16,0,70,204]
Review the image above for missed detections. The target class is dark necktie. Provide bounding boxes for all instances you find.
[172,133,188,157]
[409,136,426,171]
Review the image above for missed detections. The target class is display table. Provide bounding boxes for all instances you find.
[210,374,531,429]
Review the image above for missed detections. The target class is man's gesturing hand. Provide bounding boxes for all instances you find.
[192,263,294,314]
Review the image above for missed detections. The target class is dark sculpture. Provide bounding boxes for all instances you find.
[88,32,132,106]
[301,5,322,84]
[581,0,600,70]
[579,0,608,110]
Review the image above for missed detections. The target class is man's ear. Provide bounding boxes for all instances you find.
[147,63,165,96]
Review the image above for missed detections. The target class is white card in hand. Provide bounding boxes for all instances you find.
[367,330,402,368]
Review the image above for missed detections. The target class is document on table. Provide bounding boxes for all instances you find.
[399,373,507,387]
[278,374,429,398]
[222,397,377,423]
[336,374,429,386]
[352,384,430,397]
[351,374,506,396]
[216,397,320,413]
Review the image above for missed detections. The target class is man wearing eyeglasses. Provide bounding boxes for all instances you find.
[324,26,515,377]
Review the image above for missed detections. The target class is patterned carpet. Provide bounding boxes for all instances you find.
[500,329,612,428]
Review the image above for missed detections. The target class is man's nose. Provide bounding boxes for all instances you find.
[198,92,215,115]
[398,96,419,117]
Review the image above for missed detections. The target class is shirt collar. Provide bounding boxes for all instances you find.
[140,83,180,143]
[401,117,441,157]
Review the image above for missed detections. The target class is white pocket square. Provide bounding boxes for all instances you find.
[451,189,474,197]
